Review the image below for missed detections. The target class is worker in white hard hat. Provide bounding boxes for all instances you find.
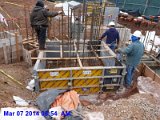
[116,30,144,89]
[99,21,120,51]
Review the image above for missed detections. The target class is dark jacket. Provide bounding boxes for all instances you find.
[101,27,120,44]
[30,6,58,27]
[119,40,144,67]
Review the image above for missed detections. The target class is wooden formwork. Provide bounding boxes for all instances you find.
[138,59,160,84]
[0,31,23,64]
[33,40,126,94]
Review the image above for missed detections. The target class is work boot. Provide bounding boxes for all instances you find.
[39,45,45,50]
[116,86,126,94]
[39,47,45,50]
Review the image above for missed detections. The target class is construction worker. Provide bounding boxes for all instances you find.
[30,0,62,50]
[116,30,144,89]
[99,21,120,51]
[71,17,84,39]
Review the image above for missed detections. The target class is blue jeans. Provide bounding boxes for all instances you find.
[125,65,135,87]
[107,42,116,51]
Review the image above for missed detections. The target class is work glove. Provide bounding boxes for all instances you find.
[98,37,102,41]
[115,44,118,49]
[58,11,63,14]
[115,48,121,53]
[44,5,48,9]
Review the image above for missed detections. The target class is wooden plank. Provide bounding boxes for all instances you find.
[2,43,8,64]
[39,49,108,53]
[29,48,38,53]
[28,51,32,66]
[150,55,160,64]
[37,66,125,71]
[60,44,63,58]
[143,63,160,84]
[22,46,26,62]
[15,32,20,62]
[31,56,115,60]
[33,51,44,71]
[74,42,83,68]
[102,41,116,57]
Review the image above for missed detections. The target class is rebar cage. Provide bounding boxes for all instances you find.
[33,40,126,94]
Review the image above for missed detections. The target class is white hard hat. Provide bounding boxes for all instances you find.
[108,21,115,26]
[133,30,142,38]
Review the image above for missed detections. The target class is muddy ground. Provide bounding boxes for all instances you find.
[0,62,37,107]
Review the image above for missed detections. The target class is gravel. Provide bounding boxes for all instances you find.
[84,94,160,120]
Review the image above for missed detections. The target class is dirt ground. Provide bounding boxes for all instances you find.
[118,18,160,35]
[0,62,37,107]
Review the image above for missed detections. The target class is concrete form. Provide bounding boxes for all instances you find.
[33,40,126,94]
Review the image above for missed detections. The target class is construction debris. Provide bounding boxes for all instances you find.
[13,96,29,106]
[51,90,80,111]
[26,79,35,91]
[84,111,104,120]
[36,89,66,112]
[0,13,8,26]
[137,76,160,101]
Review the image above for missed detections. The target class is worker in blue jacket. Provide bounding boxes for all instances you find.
[99,21,120,51]
[117,30,144,89]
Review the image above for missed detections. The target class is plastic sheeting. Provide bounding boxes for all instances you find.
[55,1,80,16]
[13,96,29,106]
[51,90,80,111]
[36,89,66,112]
[26,79,35,91]
[36,89,66,120]
[113,0,160,16]
[137,76,160,102]
[0,13,8,26]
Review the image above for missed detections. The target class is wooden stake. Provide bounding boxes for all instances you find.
[3,43,8,64]
[15,32,20,62]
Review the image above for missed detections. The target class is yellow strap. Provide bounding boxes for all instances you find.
[0,69,24,87]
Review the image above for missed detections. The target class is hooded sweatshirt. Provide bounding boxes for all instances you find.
[30,5,58,27]
[100,27,119,44]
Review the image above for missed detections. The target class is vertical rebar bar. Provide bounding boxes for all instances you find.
[59,18,60,40]
[24,5,29,44]
[77,9,81,51]
[82,4,88,65]
[61,8,64,59]
[68,4,70,58]
[82,0,86,24]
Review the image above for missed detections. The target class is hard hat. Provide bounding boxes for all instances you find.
[108,21,115,26]
[132,30,142,38]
